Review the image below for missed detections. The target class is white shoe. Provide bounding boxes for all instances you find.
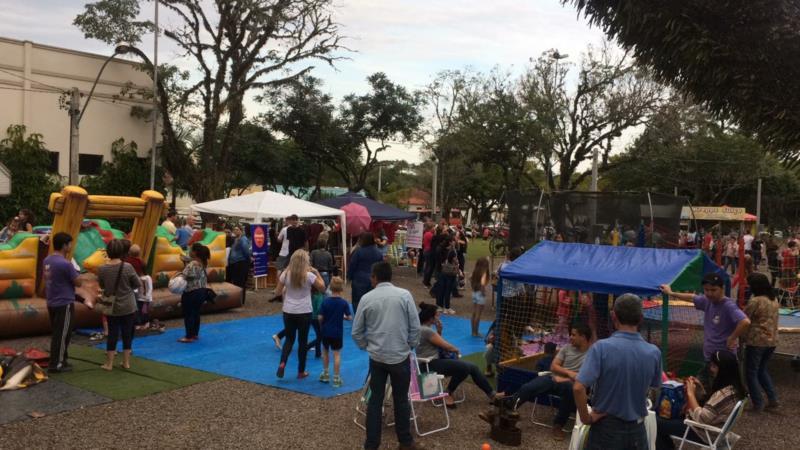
[272,334,282,350]
[447,308,456,314]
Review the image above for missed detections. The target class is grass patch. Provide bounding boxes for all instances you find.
[461,350,496,390]
[467,239,491,262]
[49,345,222,401]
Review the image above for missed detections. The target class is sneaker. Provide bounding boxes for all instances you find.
[332,375,342,388]
[766,400,780,409]
[447,308,456,314]
[398,442,426,450]
[276,362,285,379]
[552,426,567,441]
[319,372,330,383]
[297,371,309,379]
[48,365,73,374]
[272,334,282,351]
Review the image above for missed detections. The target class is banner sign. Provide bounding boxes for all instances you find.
[681,206,746,222]
[251,224,269,277]
[406,221,424,249]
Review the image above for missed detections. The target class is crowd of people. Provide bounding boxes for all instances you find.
[32,204,788,449]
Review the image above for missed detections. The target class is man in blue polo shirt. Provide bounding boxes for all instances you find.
[574,293,662,449]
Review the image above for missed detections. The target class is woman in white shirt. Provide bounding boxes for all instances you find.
[274,250,325,379]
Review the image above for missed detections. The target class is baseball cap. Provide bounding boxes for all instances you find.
[702,273,724,287]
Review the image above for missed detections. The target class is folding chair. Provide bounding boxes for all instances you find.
[405,353,451,436]
[353,372,393,431]
[416,355,466,405]
[528,372,574,432]
[672,400,744,450]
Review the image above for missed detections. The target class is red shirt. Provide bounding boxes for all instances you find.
[123,257,145,276]
[422,231,433,252]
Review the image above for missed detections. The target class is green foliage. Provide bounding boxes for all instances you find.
[565,0,800,160]
[603,99,800,227]
[0,125,61,225]
[80,138,163,197]
[73,0,153,45]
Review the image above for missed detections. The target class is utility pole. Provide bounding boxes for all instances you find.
[756,177,762,230]
[431,159,438,221]
[150,0,159,191]
[68,87,81,185]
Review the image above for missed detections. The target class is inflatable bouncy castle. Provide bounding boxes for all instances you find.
[0,186,242,338]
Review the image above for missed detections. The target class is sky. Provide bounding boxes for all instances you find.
[0,0,610,163]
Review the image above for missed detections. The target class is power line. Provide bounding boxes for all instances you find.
[0,67,65,92]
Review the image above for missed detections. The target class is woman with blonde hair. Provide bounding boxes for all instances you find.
[274,249,325,379]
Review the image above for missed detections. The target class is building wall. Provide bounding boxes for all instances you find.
[0,37,155,179]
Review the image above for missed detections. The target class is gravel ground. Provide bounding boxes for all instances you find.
[1,263,799,449]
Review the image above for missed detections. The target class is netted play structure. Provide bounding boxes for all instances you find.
[506,189,687,250]
[492,241,728,394]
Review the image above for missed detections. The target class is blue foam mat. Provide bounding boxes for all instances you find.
[98,314,490,399]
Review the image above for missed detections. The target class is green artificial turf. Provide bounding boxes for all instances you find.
[461,350,496,390]
[48,345,222,401]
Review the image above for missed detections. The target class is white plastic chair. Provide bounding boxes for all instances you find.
[528,372,574,431]
[353,373,393,431]
[672,400,744,450]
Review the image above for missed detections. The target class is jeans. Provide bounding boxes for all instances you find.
[586,416,648,450]
[744,345,777,408]
[655,416,702,450]
[306,318,322,356]
[512,375,575,426]
[435,274,456,309]
[426,358,495,398]
[280,312,311,373]
[417,250,428,275]
[724,256,737,273]
[351,280,372,313]
[423,251,436,285]
[107,313,135,351]
[182,288,206,338]
[365,357,413,449]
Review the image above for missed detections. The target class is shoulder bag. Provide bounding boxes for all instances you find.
[95,263,124,316]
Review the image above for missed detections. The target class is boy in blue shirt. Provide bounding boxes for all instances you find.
[318,276,352,387]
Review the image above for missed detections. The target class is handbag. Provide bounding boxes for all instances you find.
[418,371,443,399]
[441,261,458,276]
[95,263,124,316]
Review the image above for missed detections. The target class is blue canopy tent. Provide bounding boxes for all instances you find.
[499,241,728,297]
[498,241,729,374]
[317,192,416,221]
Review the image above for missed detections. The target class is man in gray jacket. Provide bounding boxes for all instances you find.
[352,261,423,450]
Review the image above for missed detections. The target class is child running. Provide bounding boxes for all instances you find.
[470,257,490,337]
[318,277,352,388]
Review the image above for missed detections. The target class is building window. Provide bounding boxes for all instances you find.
[79,154,103,175]
[48,151,59,173]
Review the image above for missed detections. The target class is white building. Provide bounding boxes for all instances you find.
[0,37,155,180]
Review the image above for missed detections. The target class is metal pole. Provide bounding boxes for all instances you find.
[756,177,762,230]
[150,0,159,191]
[378,164,382,193]
[68,87,81,185]
[431,159,438,221]
[590,147,599,191]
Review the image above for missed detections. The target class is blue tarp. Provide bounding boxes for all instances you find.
[499,241,727,297]
[318,192,416,221]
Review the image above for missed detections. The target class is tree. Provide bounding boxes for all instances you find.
[603,99,800,226]
[519,44,661,191]
[81,138,164,197]
[0,125,62,224]
[565,0,800,161]
[75,0,343,203]
[267,73,423,194]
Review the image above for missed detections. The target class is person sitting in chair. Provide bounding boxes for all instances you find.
[655,350,745,450]
[416,302,497,408]
[482,323,593,441]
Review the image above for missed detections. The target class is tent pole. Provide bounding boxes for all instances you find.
[341,214,347,280]
[661,292,670,370]
[534,189,544,242]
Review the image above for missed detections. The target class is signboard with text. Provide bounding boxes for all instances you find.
[406,221,424,248]
[251,224,269,277]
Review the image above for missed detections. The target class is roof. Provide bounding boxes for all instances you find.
[318,192,416,221]
[191,190,344,222]
[499,240,728,296]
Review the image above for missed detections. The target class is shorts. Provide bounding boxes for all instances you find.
[472,291,486,305]
[322,337,343,351]
[276,255,289,270]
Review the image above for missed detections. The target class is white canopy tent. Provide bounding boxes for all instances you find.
[191,190,348,275]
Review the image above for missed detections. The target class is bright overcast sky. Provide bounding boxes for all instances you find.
[1,0,610,163]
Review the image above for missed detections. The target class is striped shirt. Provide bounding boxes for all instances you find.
[688,385,738,426]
